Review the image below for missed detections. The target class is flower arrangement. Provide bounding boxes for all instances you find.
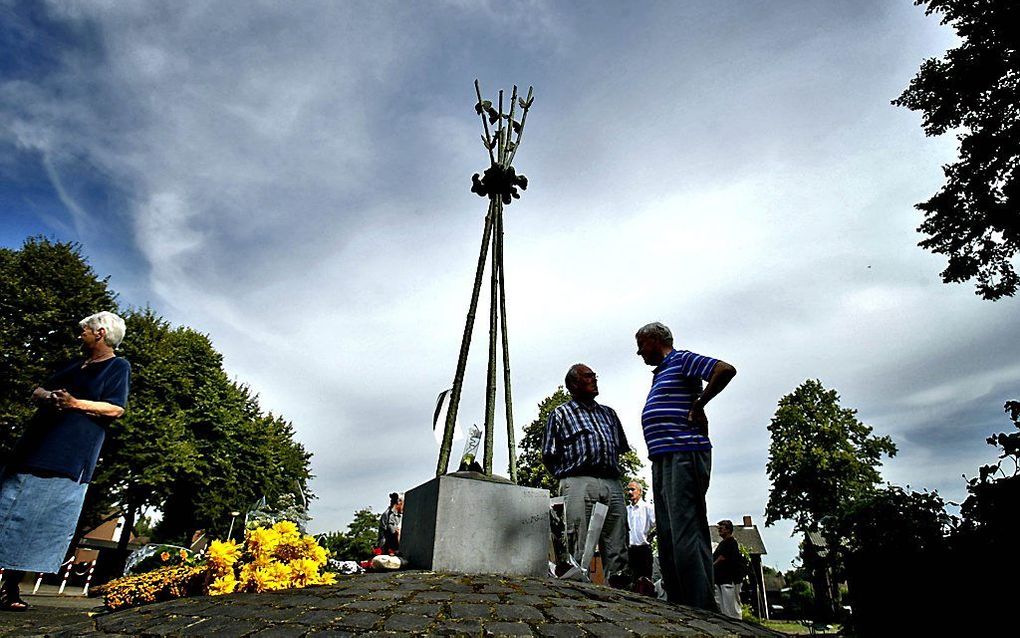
[96,521,336,610]
[206,520,336,595]
[96,564,207,611]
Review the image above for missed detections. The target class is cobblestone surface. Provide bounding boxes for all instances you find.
[3,571,784,637]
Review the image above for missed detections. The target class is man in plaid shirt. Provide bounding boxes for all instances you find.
[543,363,631,587]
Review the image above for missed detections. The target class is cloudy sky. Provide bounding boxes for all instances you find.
[2,0,1016,570]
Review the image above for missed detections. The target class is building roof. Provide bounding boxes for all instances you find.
[78,537,144,551]
[763,570,786,591]
[709,524,767,555]
[805,531,827,547]
[804,531,830,558]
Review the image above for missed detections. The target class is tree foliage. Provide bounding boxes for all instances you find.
[826,486,952,585]
[0,237,313,544]
[894,0,1020,299]
[799,400,1020,631]
[319,507,379,561]
[957,399,1019,547]
[764,379,897,533]
[515,386,644,493]
[826,487,960,632]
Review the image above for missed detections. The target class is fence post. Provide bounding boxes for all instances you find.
[57,560,73,594]
[81,560,97,596]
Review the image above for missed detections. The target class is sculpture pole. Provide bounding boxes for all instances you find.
[435,201,494,477]
[436,81,533,478]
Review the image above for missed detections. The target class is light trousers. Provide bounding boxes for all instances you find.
[559,475,629,581]
[715,583,742,619]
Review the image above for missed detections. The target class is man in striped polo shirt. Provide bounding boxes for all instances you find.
[542,363,631,588]
[635,322,736,610]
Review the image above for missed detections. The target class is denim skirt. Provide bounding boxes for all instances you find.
[0,472,88,573]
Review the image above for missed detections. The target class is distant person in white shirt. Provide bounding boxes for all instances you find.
[625,481,656,591]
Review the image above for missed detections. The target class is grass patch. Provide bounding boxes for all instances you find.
[761,620,842,635]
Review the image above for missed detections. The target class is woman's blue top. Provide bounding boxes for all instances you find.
[8,357,130,483]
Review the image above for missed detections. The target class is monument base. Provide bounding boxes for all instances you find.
[401,474,551,577]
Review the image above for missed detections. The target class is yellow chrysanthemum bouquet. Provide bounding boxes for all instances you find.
[207,520,336,595]
[96,521,336,610]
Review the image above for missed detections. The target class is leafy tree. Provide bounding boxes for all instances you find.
[516,388,570,492]
[765,380,897,622]
[150,374,313,544]
[894,0,1020,300]
[779,578,815,620]
[516,386,644,493]
[765,379,898,533]
[319,508,379,561]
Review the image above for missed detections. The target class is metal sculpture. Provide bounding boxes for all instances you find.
[436,80,534,481]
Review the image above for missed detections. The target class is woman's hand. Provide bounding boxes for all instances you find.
[46,387,124,418]
[50,389,76,410]
[33,386,64,407]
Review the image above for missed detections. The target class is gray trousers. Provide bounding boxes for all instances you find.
[652,450,715,610]
[559,476,629,581]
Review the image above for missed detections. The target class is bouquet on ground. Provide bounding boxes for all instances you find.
[96,521,336,610]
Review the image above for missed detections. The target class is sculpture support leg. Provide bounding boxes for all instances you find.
[437,201,495,476]
[483,201,501,474]
[497,209,517,482]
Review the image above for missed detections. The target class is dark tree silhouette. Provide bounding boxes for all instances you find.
[894,0,1020,299]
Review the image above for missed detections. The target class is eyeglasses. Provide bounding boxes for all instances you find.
[625,488,636,492]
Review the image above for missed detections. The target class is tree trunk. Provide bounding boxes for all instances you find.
[111,503,137,576]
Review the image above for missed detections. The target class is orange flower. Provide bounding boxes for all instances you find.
[160,551,171,562]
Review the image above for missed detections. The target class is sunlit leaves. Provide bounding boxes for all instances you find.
[765,379,898,533]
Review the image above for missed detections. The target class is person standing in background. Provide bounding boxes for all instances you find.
[713,519,744,619]
[377,492,403,554]
[625,480,655,593]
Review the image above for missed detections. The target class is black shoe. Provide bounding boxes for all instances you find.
[0,585,29,612]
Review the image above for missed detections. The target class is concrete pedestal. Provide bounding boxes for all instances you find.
[402,473,551,577]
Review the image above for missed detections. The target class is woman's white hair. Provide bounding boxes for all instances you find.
[80,311,127,348]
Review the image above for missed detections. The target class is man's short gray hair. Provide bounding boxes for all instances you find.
[636,322,673,346]
[80,311,127,348]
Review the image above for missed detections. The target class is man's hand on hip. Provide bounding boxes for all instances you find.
[688,404,708,437]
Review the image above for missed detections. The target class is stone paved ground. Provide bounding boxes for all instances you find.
[0,591,102,637]
[3,571,785,637]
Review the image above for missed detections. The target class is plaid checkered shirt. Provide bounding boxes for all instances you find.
[542,398,629,479]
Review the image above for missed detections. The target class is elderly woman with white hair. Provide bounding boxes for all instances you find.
[0,311,130,612]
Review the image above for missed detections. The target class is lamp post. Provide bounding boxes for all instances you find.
[227,511,241,540]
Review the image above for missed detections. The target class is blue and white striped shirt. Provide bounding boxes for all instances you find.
[543,399,629,479]
[641,349,719,457]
